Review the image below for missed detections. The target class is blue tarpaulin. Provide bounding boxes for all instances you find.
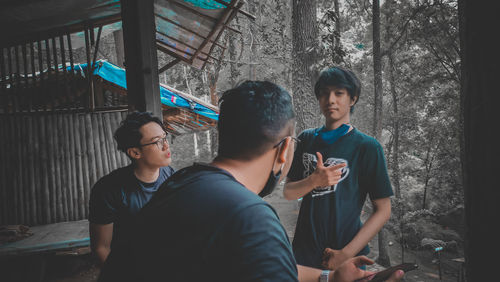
[72,61,218,121]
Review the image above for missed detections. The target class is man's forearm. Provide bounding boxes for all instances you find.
[342,200,391,257]
[297,265,329,282]
[284,177,316,200]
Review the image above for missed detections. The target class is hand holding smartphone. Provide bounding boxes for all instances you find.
[356,263,418,282]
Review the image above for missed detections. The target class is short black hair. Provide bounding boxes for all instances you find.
[114,111,166,157]
[314,67,361,112]
[217,81,295,160]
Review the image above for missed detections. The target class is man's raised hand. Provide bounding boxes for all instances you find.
[310,152,346,188]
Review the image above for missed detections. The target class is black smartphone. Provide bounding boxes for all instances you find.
[356,263,418,282]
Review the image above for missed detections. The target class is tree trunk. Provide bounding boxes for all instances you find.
[292,0,320,133]
[372,0,391,267]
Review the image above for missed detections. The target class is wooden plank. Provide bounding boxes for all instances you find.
[0,220,90,257]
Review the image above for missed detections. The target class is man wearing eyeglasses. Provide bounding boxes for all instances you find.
[89,111,175,265]
[98,81,403,282]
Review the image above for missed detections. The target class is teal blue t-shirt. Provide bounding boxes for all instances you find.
[287,127,393,268]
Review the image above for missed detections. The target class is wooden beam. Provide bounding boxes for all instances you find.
[158,58,180,74]
[154,13,226,49]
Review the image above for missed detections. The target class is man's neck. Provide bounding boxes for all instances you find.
[211,152,275,195]
[325,117,351,131]
[133,164,161,183]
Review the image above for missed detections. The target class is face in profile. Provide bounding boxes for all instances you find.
[137,122,172,167]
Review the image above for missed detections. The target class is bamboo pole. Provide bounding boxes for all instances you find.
[97,113,110,175]
[52,113,64,222]
[46,113,58,222]
[92,113,104,179]
[79,113,91,218]
[27,114,38,225]
[103,113,117,171]
[109,112,121,168]
[38,114,51,223]
[73,113,86,219]
[121,111,130,166]
[56,113,68,222]
[85,114,98,188]
[33,113,43,224]
[63,113,75,221]
[19,115,29,224]
[5,115,15,223]
[12,114,25,223]
[68,113,81,219]
[0,116,8,224]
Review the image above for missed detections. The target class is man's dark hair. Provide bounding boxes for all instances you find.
[217,81,295,160]
[114,111,166,156]
[314,66,361,112]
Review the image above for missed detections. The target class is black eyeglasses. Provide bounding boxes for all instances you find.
[274,136,300,152]
[139,134,169,150]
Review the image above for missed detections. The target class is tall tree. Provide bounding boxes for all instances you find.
[372,0,391,268]
[292,0,320,133]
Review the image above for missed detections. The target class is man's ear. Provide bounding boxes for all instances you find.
[127,147,141,160]
[350,96,358,106]
[276,137,291,165]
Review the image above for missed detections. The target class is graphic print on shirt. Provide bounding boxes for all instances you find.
[302,153,349,197]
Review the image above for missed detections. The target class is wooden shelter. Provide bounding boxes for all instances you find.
[0,1,246,268]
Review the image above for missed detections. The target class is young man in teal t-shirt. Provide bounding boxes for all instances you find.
[284,67,394,270]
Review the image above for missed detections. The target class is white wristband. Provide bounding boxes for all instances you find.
[320,270,330,282]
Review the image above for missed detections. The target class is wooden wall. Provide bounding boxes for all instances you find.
[0,110,129,226]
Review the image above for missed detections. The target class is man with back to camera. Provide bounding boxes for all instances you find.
[284,67,393,270]
[88,111,175,265]
[98,81,403,281]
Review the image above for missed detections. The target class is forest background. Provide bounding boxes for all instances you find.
[67,0,463,280]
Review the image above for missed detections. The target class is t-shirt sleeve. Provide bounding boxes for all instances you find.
[287,131,307,182]
[223,203,299,282]
[360,139,394,200]
[88,177,120,224]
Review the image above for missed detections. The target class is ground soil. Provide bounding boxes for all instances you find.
[6,183,464,282]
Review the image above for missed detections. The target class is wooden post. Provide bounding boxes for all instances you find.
[121,0,162,118]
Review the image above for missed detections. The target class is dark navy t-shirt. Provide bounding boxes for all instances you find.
[287,127,393,268]
[88,165,175,248]
[99,163,298,282]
